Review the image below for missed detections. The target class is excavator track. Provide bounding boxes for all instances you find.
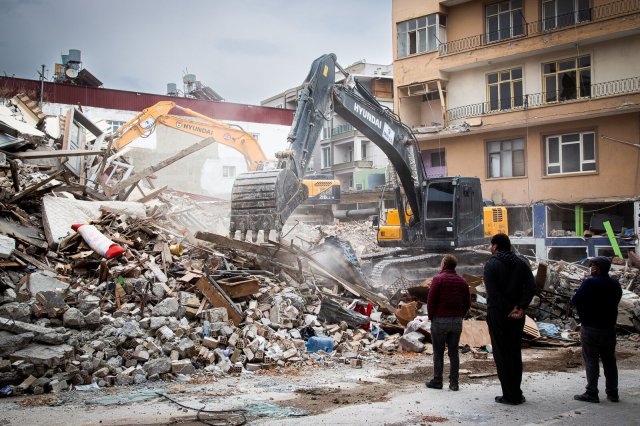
[229,169,307,242]
[365,249,491,289]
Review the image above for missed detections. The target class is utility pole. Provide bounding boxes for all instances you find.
[37,64,46,107]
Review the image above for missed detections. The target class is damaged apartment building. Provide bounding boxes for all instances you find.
[391,0,640,261]
[0,49,294,200]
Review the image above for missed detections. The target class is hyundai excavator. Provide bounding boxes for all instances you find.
[229,53,490,283]
[111,101,339,219]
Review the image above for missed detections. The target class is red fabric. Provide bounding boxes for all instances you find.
[427,269,471,319]
[353,302,374,330]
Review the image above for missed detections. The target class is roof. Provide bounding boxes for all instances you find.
[0,77,294,126]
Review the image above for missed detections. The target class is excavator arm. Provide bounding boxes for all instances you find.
[229,53,424,242]
[112,101,269,171]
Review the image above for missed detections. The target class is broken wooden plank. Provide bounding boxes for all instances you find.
[194,231,300,265]
[8,170,65,204]
[9,159,20,192]
[110,138,215,195]
[5,149,106,159]
[195,276,242,325]
[137,185,169,203]
[459,320,491,348]
[218,276,260,299]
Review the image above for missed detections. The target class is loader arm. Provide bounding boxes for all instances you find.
[229,53,424,242]
[112,101,269,171]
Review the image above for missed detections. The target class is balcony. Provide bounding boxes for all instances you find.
[446,75,640,122]
[331,160,374,172]
[439,0,640,56]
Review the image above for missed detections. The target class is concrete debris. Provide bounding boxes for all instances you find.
[0,102,637,398]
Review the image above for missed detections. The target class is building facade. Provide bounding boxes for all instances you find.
[392,0,640,260]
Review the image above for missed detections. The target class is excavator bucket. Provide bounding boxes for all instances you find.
[229,169,307,242]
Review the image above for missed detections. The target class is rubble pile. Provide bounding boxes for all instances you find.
[0,199,408,396]
[531,260,640,333]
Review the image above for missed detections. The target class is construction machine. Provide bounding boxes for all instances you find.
[229,53,487,253]
[111,101,339,218]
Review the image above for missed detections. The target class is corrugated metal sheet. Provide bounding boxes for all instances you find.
[0,77,294,126]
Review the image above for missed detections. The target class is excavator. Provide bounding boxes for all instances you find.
[111,101,340,220]
[229,53,487,252]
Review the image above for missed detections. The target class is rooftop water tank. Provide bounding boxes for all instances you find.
[183,74,197,84]
[167,83,177,95]
[68,49,81,63]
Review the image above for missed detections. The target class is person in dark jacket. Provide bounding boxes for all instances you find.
[571,256,622,403]
[483,233,536,405]
[426,254,471,391]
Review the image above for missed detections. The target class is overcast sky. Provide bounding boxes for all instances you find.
[0,0,392,105]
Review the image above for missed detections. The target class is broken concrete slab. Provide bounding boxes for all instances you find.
[10,344,74,368]
[171,359,196,375]
[40,196,147,247]
[398,332,425,353]
[0,302,32,322]
[0,317,69,345]
[0,332,35,356]
[0,234,15,258]
[27,271,70,297]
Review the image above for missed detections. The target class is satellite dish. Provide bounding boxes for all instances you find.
[65,68,79,79]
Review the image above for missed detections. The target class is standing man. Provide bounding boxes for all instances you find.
[483,233,536,405]
[571,256,622,403]
[426,254,471,391]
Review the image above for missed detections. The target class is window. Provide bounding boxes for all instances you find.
[426,181,454,219]
[397,14,445,58]
[545,131,595,175]
[222,166,236,178]
[487,138,525,178]
[486,0,524,43]
[543,55,591,103]
[321,146,332,168]
[107,120,126,134]
[347,147,353,163]
[487,67,523,111]
[430,150,446,167]
[361,142,368,160]
[543,0,591,30]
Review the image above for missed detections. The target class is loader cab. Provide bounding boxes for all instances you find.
[422,177,487,249]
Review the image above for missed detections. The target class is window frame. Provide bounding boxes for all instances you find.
[542,0,591,31]
[486,67,524,111]
[361,141,368,160]
[485,0,524,44]
[107,120,126,134]
[544,130,596,175]
[222,165,236,178]
[397,14,445,58]
[321,146,332,169]
[542,55,591,103]
[486,137,526,178]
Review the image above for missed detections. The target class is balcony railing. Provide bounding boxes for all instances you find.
[439,0,640,56]
[446,76,640,122]
[331,160,374,171]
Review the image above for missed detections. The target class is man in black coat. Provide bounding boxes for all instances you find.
[571,256,622,403]
[483,233,536,405]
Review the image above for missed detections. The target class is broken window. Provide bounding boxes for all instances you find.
[488,138,525,178]
[487,67,523,111]
[222,166,235,178]
[543,55,591,103]
[485,0,524,43]
[397,14,445,58]
[543,0,591,31]
[545,131,595,175]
